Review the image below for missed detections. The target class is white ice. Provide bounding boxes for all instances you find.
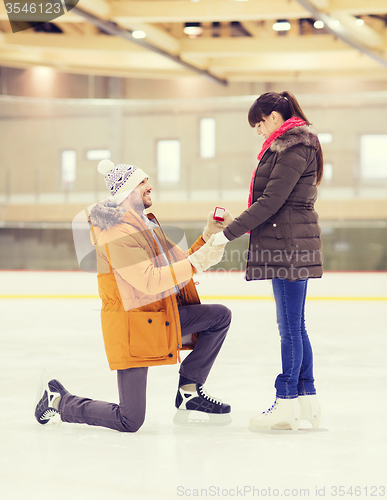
[0,271,386,499]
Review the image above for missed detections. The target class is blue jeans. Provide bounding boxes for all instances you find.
[272,278,316,399]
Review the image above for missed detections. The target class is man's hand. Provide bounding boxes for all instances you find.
[203,209,233,242]
[212,232,230,246]
[188,235,226,273]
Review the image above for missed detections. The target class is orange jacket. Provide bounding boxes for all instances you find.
[88,201,205,370]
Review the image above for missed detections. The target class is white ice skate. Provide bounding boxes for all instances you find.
[273,395,321,430]
[250,397,301,431]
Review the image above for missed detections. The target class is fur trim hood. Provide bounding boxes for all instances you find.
[89,200,125,230]
[270,125,319,154]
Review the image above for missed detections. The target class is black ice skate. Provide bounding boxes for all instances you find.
[35,376,68,425]
[174,384,231,425]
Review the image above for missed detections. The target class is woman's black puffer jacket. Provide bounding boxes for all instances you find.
[223,125,323,281]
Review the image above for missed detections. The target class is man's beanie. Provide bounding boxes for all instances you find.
[98,159,148,204]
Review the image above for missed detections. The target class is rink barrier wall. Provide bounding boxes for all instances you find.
[2,199,387,222]
[1,294,386,301]
[1,222,387,272]
[0,269,386,273]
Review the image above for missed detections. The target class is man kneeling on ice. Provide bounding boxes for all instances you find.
[35,159,233,431]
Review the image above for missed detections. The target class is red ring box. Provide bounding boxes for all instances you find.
[213,207,225,221]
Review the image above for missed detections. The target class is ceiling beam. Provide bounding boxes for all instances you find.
[239,21,273,39]
[1,0,387,83]
[1,0,387,23]
[327,0,387,16]
[116,22,180,55]
[0,33,145,51]
[56,22,90,35]
[0,45,187,71]
[77,0,181,54]
[110,0,308,24]
[208,52,379,72]
[226,68,387,82]
[295,0,387,69]
[110,0,387,22]
[0,56,191,79]
[71,3,228,85]
[180,35,354,57]
[329,12,384,48]
[1,32,382,78]
[74,0,111,19]
[3,53,387,83]
[2,33,362,56]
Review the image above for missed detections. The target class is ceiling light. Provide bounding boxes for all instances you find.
[273,21,291,32]
[183,23,203,37]
[132,30,146,39]
[184,26,203,36]
[314,20,324,29]
[356,18,365,26]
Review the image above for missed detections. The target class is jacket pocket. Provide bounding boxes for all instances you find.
[271,222,287,247]
[271,223,283,239]
[128,310,170,359]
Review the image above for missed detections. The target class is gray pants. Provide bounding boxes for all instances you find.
[60,304,231,432]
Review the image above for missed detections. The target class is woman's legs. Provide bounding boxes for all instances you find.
[272,278,316,399]
[297,296,316,396]
[59,367,148,432]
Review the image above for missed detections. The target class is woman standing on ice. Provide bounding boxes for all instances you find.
[213,91,323,431]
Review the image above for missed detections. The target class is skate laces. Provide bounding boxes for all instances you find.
[263,400,278,415]
[198,385,222,405]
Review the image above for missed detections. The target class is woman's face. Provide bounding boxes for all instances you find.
[256,111,284,140]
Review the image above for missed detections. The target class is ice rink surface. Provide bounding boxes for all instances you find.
[0,271,386,500]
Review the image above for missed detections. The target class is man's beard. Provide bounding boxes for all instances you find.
[143,198,152,209]
[127,190,151,212]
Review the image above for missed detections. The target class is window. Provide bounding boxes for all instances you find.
[157,140,180,183]
[318,133,333,144]
[61,150,76,185]
[86,149,111,160]
[323,162,333,182]
[360,135,387,180]
[200,118,215,158]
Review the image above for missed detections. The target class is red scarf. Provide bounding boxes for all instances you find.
[247,117,306,207]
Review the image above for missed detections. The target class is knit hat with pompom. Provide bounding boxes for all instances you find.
[98,159,148,205]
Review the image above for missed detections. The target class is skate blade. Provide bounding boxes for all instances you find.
[34,369,50,408]
[250,422,300,432]
[250,418,300,432]
[272,422,292,430]
[173,410,232,426]
[273,417,321,430]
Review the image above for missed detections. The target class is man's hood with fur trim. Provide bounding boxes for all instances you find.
[89,200,125,230]
[270,125,319,154]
